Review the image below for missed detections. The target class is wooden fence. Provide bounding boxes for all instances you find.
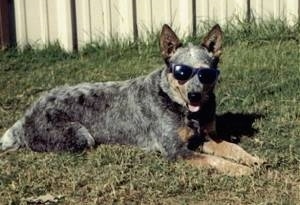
[0,0,299,51]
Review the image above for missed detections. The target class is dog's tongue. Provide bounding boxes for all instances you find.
[188,104,200,112]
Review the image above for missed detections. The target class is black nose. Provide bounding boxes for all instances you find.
[188,92,202,102]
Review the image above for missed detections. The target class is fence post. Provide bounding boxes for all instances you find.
[0,0,10,49]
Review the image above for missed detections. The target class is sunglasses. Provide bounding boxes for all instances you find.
[168,63,220,84]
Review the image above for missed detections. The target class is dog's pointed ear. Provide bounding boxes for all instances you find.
[160,24,182,61]
[201,24,223,56]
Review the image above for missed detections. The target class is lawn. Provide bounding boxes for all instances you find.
[0,21,299,204]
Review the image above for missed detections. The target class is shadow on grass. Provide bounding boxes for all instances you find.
[187,112,263,150]
[216,112,264,143]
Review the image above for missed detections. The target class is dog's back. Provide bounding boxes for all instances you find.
[3,69,176,152]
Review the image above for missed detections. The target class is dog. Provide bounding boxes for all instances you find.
[0,24,262,176]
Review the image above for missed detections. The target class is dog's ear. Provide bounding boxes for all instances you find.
[160,24,182,61]
[201,24,223,56]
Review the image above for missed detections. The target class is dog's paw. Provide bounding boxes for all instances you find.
[85,133,95,148]
[185,153,256,176]
[243,155,265,168]
[227,164,253,176]
[0,129,19,151]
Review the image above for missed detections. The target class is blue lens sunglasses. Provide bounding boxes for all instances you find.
[168,63,220,84]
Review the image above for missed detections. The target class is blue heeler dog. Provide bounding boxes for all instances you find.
[0,25,263,176]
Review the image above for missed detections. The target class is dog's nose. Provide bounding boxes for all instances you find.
[188,92,202,103]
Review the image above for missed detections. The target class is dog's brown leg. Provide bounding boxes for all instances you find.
[184,153,253,176]
[202,140,263,166]
[178,126,194,143]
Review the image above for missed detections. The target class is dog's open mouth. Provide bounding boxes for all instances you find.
[187,102,201,112]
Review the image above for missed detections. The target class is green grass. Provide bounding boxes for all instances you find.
[0,21,299,204]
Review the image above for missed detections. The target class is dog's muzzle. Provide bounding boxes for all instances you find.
[187,92,202,112]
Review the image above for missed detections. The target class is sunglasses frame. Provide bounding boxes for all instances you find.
[168,63,220,84]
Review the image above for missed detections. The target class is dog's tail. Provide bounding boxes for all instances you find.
[0,118,25,151]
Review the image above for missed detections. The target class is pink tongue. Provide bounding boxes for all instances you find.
[188,104,200,112]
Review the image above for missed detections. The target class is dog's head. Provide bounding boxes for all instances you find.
[160,24,222,112]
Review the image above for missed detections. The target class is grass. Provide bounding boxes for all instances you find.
[0,20,299,204]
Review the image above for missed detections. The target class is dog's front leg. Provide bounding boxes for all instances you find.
[199,120,263,167]
[183,152,253,176]
[202,140,263,167]
[174,125,252,176]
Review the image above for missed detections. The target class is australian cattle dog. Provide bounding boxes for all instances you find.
[0,24,263,176]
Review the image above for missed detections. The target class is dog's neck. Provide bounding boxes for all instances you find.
[158,87,186,116]
[158,68,187,116]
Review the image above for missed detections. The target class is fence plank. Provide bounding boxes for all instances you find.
[14,0,27,48]
[0,0,10,49]
[89,0,104,41]
[56,0,73,51]
[251,0,284,19]
[114,0,134,40]
[136,0,194,38]
[196,0,248,26]
[250,0,299,24]
[136,0,172,35]
[14,0,74,50]
[170,0,194,37]
[40,0,49,45]
[76,0,135,47]
[47,0,59,43]
[286,0,299,24]
[136,0,152,38]
[76,0,92,47]
[25,0,43,46]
